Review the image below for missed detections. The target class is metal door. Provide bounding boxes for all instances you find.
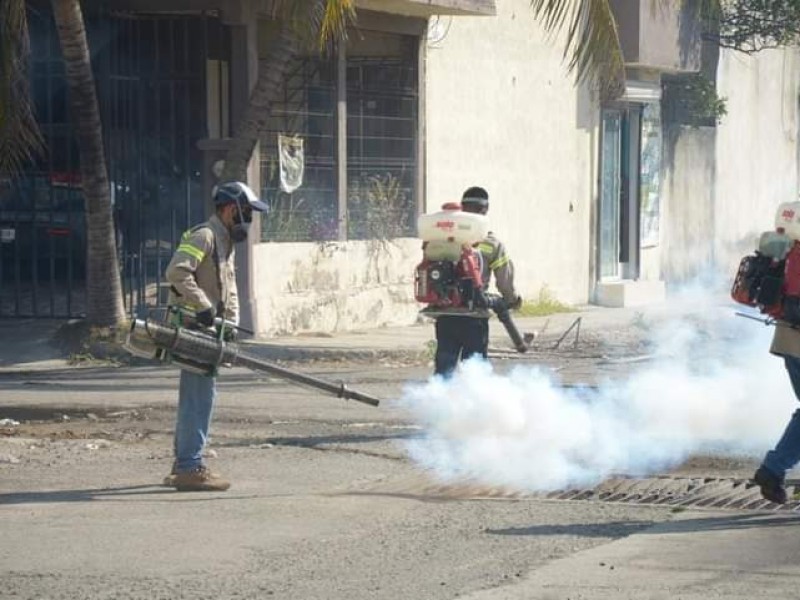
[101,14,229,315]
[0,9,228,318]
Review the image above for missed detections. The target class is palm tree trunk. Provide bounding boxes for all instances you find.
[51,0,124,327]
[221,5,318,182]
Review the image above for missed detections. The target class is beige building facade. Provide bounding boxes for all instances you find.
[246,0,714,335]
[10,0,794,331]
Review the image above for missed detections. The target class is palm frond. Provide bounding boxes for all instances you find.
[276,0,356,52]
[530,0,625,99]
[319,0,355,49]
[0,0,42,177]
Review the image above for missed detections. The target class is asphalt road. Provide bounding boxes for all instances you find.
[1,355,798,600]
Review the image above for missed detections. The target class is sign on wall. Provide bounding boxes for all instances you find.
[279,134,304,194]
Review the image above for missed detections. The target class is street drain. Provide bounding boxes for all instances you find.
[362,475,800,512]
[541,476,800,511]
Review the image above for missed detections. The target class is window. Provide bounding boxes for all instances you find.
[259,26,419,242]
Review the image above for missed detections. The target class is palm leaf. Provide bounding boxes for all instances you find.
[0,0,42,177]
[530,0,625,99]
[275,0,356,52]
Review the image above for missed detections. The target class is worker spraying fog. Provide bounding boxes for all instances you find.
[400,286,795,493]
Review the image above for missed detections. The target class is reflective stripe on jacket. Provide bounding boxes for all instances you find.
[165,214,239,324]
[475,231,517,304]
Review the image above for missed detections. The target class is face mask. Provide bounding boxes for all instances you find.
[231,222,250,243]
[230,202,253,243]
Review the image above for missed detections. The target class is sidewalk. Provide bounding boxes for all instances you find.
[462,509,800,599]
[0,303,669,373]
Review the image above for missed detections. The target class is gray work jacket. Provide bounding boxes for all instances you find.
[165,215,239,324]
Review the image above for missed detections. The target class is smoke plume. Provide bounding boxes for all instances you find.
[401,290,797,491]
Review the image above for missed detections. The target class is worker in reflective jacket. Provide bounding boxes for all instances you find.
[434,186,522,376]
[163,181,268,492]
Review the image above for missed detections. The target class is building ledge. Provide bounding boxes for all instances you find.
[355,0,495,17]
[595,280,666,308]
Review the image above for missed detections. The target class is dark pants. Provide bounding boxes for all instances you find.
[434,315,489,377]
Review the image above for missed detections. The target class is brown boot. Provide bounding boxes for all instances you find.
[173,466,231,492]
[162,462,178,487]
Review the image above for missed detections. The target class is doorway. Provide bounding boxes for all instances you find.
[598,106,642,282]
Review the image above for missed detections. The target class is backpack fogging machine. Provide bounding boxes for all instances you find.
[415,204,532,353]
[123,311,381,407]
[732,200,800,331]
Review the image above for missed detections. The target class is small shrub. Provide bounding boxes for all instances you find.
[516,286,575,317]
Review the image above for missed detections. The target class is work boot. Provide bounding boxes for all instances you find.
[162,462,178,487]
[173,465,231,492]
[753,466,787,504]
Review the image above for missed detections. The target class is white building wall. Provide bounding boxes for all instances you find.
[660,47,800,286]
[252,239,420,336]
[424,0,598,305]
[714,47,800,272]
[249,4,599,336]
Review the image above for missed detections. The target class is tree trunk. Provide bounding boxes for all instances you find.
[221,9,316,182]
[51,0,125,327]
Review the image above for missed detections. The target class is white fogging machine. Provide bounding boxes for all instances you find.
[123,310,381,407]
[732,201,800,326]
[414,203,532,352]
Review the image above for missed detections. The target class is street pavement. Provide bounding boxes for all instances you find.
[2,302,800,599]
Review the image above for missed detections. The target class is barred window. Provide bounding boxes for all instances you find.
[259,26,419,243]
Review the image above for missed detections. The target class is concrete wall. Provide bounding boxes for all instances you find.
[424,0,598,305]
[661,125,716,282]
[714,47,800,273]
[251,238,420,336]
[610,0,701,72]
[248,0,597,336]
[660,47,800,285]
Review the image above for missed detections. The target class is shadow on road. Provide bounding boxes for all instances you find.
[488,512,800,538]
[0,485,259,505]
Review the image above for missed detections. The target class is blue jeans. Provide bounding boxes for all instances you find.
[174,369,216,473]
[762,355,800,480]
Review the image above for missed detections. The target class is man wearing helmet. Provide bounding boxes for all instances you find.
[163,181,268,491]
[434,186,522,376]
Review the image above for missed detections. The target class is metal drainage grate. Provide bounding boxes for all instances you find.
[542,476,800,512]
[362,475,800,512]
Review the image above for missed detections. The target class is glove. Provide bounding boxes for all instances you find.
[509,295,523,310]
[195,307,216,328]
[221,327,238,343]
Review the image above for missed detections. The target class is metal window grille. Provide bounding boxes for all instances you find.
[259,29,419,243]
[0,7,85,318]
[260,55,338,243]
[0,7,229,319]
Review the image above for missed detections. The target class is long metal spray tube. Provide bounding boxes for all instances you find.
[127,319,381,406]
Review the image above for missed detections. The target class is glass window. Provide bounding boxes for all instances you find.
[639,103,662,248]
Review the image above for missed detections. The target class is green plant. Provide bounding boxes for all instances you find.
[664,73,728,126]
[347,173,413,240]
[516,286,576,317]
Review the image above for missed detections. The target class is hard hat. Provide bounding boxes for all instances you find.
[212,181,268,212]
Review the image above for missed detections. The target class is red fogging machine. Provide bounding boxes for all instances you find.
[731,201,800,325]
[414,203,531,352]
